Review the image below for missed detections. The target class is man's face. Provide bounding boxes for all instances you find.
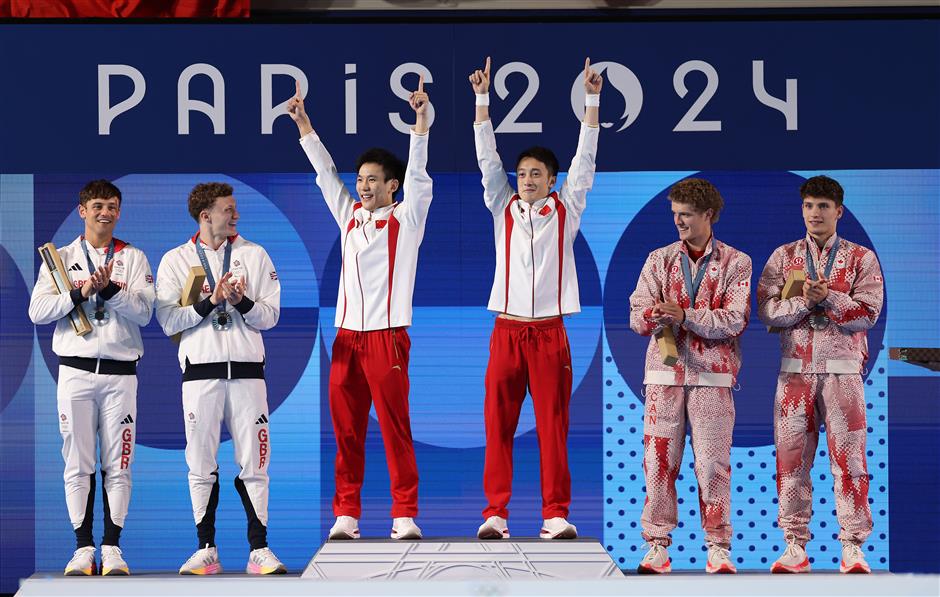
[202,195,239,238]
[516,157,556,204]
[802,195,843,239]
[356,163,398,212]
[78,196,121,237]
[671,201,713,245]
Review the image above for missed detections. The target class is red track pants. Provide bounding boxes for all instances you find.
[483,316,573,520]
[329,327,419,518]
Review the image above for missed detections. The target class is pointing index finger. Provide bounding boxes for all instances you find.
[484,56,491,77]
[584,57,591,78]
[417,73,424,93]
[295,79,302,97]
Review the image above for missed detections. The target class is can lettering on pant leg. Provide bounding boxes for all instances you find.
[647,390,658,426]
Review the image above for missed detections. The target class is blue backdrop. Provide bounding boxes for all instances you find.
[1,17,938,592]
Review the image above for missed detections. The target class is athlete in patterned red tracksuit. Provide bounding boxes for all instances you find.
[758,175,883,574]
[629,178,751,574]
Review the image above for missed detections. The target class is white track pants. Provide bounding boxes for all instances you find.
[57,365,137,529]
[182,378,270,528]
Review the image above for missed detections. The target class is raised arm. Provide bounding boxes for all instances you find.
[287,80,356,227]
[560,58,602,218]
[398,75,433,228]
[470,57,513,213]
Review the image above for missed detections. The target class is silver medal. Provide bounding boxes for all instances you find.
[92,309,110,326]
[211,310,233,331]
[809,311,830,330]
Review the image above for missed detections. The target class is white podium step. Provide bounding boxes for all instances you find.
[300,537,621,581]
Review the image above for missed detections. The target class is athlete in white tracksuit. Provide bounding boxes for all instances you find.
[468,57,602,541]
[287,78,432,541]
[155,182,286,575]
[28,180,154,576]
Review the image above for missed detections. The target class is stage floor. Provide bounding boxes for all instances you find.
[15,571,940,597]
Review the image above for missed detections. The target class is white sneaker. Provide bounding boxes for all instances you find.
[390,517,422,540]
[840,541,871,574]
[64,546,96,576]
[637,543,671,574]
[705,544,737,574]
[477,516,510,540]
[246,547,287,575]
[771,540,810,573]
[539,517,577,540]
[328,516,360,540]
[101,545,129,576]
[179,545,222,575]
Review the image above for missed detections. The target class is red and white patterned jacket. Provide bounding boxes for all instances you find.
[757,234,884,375]
[629,238,752,388]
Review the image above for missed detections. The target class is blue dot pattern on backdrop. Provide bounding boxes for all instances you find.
[602,338,889,570]
[590,170,890,571]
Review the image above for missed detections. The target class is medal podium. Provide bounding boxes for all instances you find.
[301,537,620,581]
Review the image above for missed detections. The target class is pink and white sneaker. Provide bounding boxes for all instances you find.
[178,545,222,575]
[637,543,672,574]
[246,547,286,575]
[771,541,810,573]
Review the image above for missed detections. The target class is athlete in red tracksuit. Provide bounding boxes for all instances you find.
[629,178,751,574]
[469,57,602,540]
[288,79,432,540]
[758,175,883,574]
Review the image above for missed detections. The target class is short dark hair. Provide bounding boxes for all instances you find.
[79,179,122,206]
[515,147,559,178]
[355,148,406,200]
[668,178,724,224]
[800,175,844,206]
[188,182,234,222]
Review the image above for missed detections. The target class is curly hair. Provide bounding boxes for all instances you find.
[668,178,724,224]
[188,182,234,222]
[79,179,122,206]
[799,175,844,206]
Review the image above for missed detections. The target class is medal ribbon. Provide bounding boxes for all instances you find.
[81,238,115,316]
[805,237,840,282]
[805,237,840,323]
[195,238,232,317]
[680,238,716,306]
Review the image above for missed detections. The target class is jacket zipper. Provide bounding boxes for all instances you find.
[356,253,365,327]
[528,208,536,318]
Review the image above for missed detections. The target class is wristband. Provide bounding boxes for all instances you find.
[585,93,600,107]
[475,93,490,106]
